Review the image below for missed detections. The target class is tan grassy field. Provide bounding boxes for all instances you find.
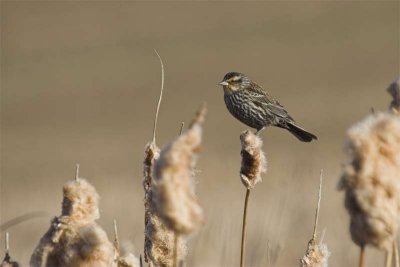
[1,1,399,266]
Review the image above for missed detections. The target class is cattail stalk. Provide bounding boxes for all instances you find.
[394,241,399,267]
[152,49,164,144]
[173,234,179,267]
[386,247,393,267]
[238,130,267,267]
[240,189,250,267]
[143,50,186,267]
[358,247,365,267]
[300,171,330,267]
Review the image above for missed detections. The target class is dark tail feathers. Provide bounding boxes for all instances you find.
[286,123,317,142]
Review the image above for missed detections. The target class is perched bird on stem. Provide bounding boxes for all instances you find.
[219,72,317,142]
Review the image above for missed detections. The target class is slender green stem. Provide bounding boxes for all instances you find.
[240,188,251,267]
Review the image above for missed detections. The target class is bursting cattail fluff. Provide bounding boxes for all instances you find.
[300,239,330,267]
[240,130,267,189]
[143,142,186,267]
[30,178,114,267]
[153,105,206,235]
[114,242,140,267]
[338,112,400,250]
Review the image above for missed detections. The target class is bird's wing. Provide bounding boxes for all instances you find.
[246,83,295,121]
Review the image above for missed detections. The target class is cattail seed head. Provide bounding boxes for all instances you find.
[240,130,267,189]
[61,178,100,224]
[143,142,186,267]
[30,177,114,267]
[338,112,400,250]
[114,241,141,267]
[300,239,330,267]
[153,105,206,235]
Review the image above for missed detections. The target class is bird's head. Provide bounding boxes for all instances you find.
[218,72,251,93]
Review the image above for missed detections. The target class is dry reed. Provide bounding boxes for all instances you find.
[143,51,186,267]
[1,233,20,267]
[239,130,267,267]
[30,166,114,267]
[338,111,400,266]
[300,171,330,267]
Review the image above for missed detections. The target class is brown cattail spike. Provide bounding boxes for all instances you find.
[300,171,330,267]
[338,112,400,252]
[239,130,267,189]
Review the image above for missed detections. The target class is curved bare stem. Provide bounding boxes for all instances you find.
[152,49,165,144]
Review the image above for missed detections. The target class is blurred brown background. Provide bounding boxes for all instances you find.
[1,1,399,266]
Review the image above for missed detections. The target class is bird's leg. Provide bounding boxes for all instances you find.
[255,127,265,136]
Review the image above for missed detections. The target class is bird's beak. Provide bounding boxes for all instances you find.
[219,81,228,86]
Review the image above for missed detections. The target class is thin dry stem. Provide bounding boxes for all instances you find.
[386,246,393,267]
[312,170,323,241]
[5,233,9,254]
[300,172,329,267]
[114,219,120,254]
[0,212,48,232]
[240,189,251,267]
[394,242,399,267]
[152,49,165,144]
[173,235,179,267]
[359,247,365,267]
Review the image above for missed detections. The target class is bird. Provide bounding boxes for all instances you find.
[218,72,317,142]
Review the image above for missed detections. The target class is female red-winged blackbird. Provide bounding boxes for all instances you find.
[219,72,317,142]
